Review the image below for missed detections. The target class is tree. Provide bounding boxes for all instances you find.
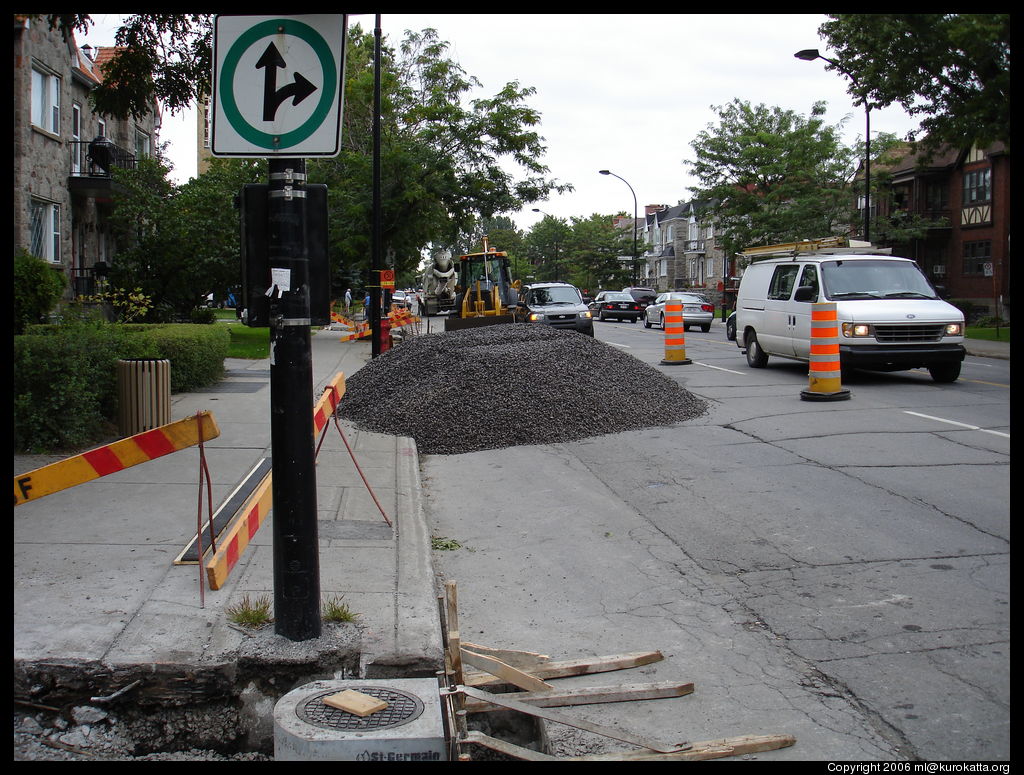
[522,215,571,282]
[817,14,1010,152]
[14,249,67,333]
[107,154,265,318]
[311,26,570,286]
[44,14,212,120]
[565,214,633,292]
[686,99,856,256]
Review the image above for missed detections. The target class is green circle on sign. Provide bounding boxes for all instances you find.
[220,18,338,151]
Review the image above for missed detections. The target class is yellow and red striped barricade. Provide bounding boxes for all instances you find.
[14,412,220,507]
[801,302,850,401]
[204,372,346,589]
[205,470,273,590]
[660,300,692,365]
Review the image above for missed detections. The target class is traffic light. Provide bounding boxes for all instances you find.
[239,183,330,327]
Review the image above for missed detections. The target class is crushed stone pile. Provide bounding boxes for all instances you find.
[337,324,708,455]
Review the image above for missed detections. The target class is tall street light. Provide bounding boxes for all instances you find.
[532,207,560,280]
[795,49,871,242]
[598,170,639,283]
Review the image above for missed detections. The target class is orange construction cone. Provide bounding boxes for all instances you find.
[801,301,850,401]
[660,300,692,365]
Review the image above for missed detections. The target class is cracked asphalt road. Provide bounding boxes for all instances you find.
[420,323,1009,761]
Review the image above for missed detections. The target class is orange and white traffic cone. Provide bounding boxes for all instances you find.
[801,301,850,401]
[660,300,692,365]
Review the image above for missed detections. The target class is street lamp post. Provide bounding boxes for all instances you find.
[795,49,871,242]
[598,170,639,283]
[532,207,560,280]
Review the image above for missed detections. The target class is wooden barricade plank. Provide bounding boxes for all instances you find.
[463,650,665,687]
[14,412,220,507]
[203,372,345,589]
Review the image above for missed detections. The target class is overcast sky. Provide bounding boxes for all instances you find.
[83,13,922,233]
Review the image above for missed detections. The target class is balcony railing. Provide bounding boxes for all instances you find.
[69,139,137,178]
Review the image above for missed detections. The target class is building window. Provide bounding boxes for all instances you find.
[31,66,61,134]
[134,128,151,159]
[963,168,991,205]
[30,199,61,262]
[97,118,106,138]
[71,103,83,173]
[963,240,991,276]
[925,181,948,211]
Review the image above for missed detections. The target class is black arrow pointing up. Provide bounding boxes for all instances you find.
[256,42,318,122]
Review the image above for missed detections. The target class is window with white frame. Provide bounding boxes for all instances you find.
[31,65,61,134]
[71,103,82,173]
[30,199,61,262]
[134,128,151,159]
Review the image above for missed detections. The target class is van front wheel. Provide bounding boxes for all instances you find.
[745,331,768,368]
[928,362,961,383]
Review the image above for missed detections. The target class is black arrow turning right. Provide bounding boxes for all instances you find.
[256,42,318,122]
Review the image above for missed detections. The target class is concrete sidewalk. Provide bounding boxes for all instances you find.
[14,328,443,696]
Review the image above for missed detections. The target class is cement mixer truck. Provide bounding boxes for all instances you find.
[419,251,458,316]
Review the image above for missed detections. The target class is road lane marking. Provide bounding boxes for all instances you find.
[904,411,1009,438]
[692,361,747,375]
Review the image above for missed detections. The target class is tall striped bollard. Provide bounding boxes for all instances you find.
[801,301,850,401]
[660,300,692,365]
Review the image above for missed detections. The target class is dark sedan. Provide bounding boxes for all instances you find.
[589,291,642,323]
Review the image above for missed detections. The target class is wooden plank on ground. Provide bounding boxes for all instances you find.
[459,648,553,693]
[460,642,551,669]
[461,680,694,713]
[560,733,796,761]
[464,650,664,687]
[458,685,690,754]
[462,731,558,761]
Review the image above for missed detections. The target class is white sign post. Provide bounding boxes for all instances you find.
[212,14,346,157]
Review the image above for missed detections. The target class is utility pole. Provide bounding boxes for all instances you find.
[370,14,384,357]
[268,158,321,641]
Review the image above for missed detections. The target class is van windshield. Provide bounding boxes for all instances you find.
[821,260,938,300]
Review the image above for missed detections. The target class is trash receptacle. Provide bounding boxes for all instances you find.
[117,359,171,437]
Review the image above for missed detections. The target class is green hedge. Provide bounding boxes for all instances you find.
[14,322,230,453]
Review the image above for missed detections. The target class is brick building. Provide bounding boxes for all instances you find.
[13,15,160,298]
[881,141,1010,320]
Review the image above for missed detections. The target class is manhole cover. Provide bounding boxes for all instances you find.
[297,687,424,731]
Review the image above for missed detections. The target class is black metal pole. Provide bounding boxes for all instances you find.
[370,14,383,357]
[599,169,638,283]
[864,105,871,242]
[268,157,321,641]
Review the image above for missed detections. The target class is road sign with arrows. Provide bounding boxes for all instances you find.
[212,15,347,157]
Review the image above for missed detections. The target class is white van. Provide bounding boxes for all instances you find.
[734,244,966,383]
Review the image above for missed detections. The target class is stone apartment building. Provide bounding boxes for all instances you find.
[639,202,728,294]
[13,15,160,298]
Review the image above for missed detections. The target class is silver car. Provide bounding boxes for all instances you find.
[643,292,715,332]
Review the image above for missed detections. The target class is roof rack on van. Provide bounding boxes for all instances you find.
[739,237,891,260]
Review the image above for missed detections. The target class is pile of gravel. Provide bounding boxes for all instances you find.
[337,324,707,455]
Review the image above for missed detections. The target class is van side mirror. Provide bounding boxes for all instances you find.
[794,285,817,302]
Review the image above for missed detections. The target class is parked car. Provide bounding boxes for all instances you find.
[514,281,594,336]
[589,291,642,322]
[390,290,411,308]
[643,292,715,332]
[622,287,658,313]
